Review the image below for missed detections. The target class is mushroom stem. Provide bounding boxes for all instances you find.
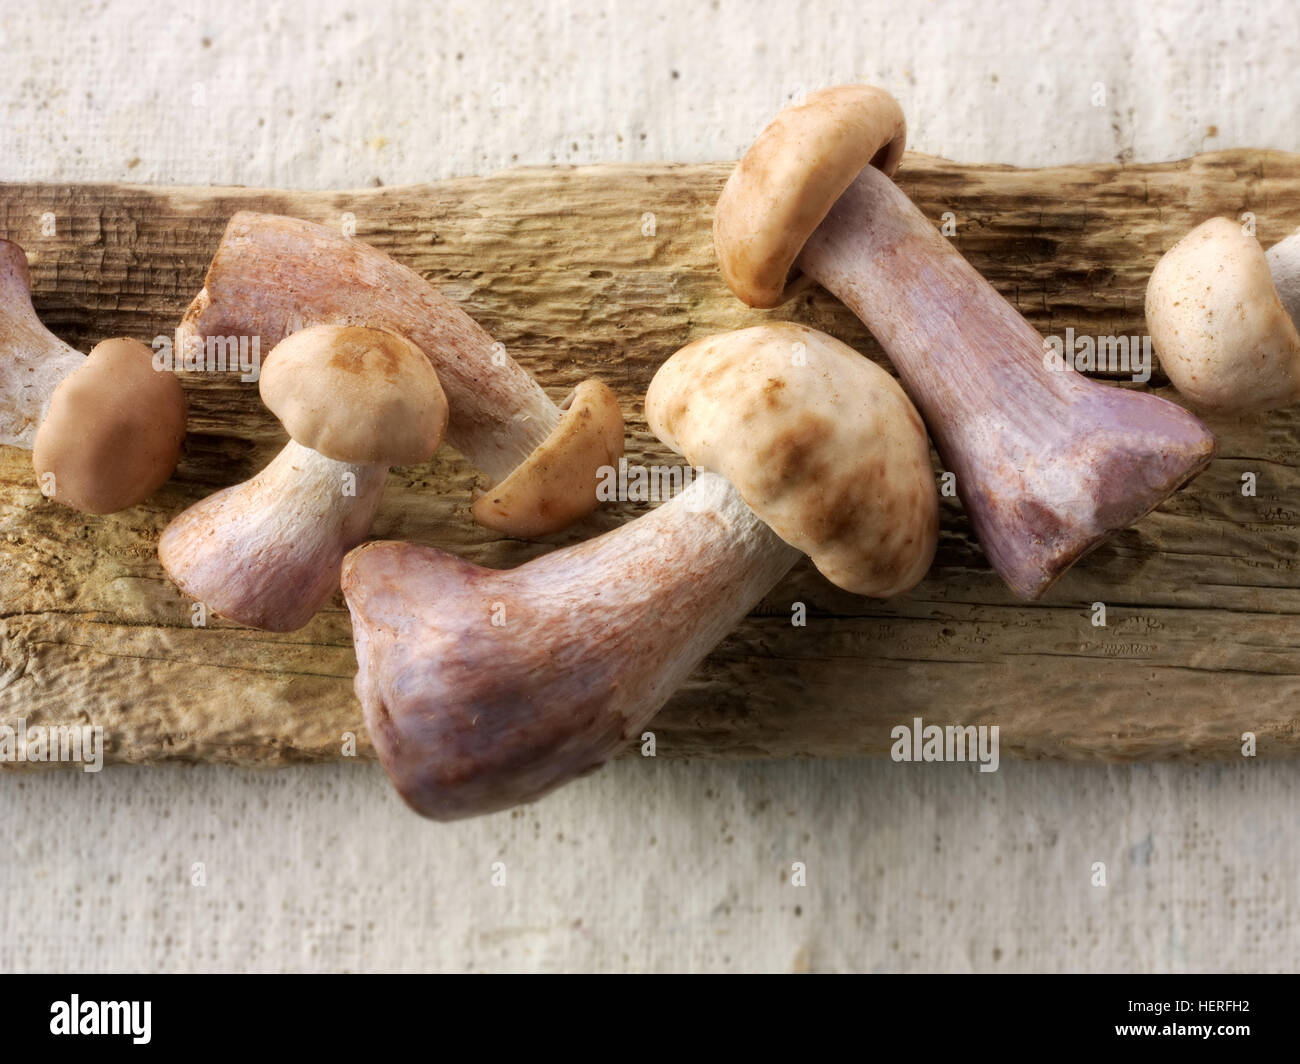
[160,440,389,632]
[341,472,799,821]
[180,213,562,483]
[1265,225,1300,325]
[0,240,86,450]
[795,164,1216,599]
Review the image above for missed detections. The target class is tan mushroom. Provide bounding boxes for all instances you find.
[159,325,447,632]
[0,240,186,513]
[1145,216,1300,413]
[340,323,937,820]
[714,85,1215,600]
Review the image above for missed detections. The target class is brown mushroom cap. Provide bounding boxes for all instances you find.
[646,322,937,597]
[259,325,448,465]
[32,338,188,514]
[1146,217,1300,413]
[471,377,624,537]
[714,85,906,310]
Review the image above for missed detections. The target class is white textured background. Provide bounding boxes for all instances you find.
[2,0,1298,973]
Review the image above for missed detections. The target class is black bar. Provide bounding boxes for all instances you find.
[1,974,1294,1051]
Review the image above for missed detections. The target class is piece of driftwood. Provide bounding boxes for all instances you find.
[1,151,1299,771]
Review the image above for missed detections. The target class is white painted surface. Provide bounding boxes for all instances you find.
[2,0,1297,972]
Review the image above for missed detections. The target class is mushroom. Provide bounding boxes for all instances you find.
[341,323,937,820]
[1266,225,1300,325]
[1145,216,1300,412]
[0,239,186,513]
[159,325,447,631]
[714,86,1217,600]
[178,212,623,537]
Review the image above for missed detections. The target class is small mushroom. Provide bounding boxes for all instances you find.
[178,212,623,536]
[0,239,186,513]
[341,323,936,820]
[1145,216,1300,412]
[159,325,447,631]
[715,85,1217,599]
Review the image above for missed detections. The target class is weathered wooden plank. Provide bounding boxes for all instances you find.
[1,151,1299,768]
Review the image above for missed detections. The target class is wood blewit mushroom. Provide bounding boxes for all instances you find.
[341,323,938,820]
[1146,216,1300,412]
[178,211,624,538]
[714,85,1217,600]
[159,325,447,631]
[0,239,187,514]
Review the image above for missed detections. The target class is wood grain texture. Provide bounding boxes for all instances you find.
[1,151,1299,770]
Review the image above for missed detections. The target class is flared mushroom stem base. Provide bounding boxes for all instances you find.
[796,164,1216,599]
[341,472,800,821]
[160,439,389,631]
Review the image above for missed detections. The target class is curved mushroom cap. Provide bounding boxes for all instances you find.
[646,322,937,597]
[32,338,187,514]
[260,325,448,465]
[1146,216,1300,413]
[471,378,624,537]
[714,85,906,310]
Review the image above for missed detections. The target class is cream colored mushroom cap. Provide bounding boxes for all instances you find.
[646,322,937,597]
[1146,216,1300,413]
[714,85,906,310]
[260,325,448,465]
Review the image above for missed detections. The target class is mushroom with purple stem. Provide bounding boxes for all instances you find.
[0,239,187,514]
[340,323,938,820]
[159,325,448,632]
[177,212,624,539]
[714,85,1217,600]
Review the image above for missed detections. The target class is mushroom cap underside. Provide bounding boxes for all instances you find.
[714,84,906,310]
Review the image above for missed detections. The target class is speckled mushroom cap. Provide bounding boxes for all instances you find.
[714,85,906,309]
[259,325,448,465]
[645,322,937,597]
[1146,216,1300,413]
[32,338,187,514]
